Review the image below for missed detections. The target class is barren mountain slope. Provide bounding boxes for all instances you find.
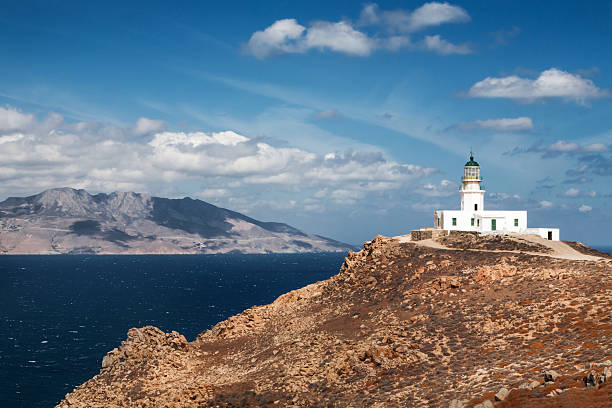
[57,235,611,407]
[0,188,352,254]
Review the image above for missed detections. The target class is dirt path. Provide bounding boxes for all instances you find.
[393,233,605,262]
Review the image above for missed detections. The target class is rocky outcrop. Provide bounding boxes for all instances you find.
[57,234,611,407]
[0,188,354,254]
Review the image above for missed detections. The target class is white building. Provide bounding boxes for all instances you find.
[433,154,560,241]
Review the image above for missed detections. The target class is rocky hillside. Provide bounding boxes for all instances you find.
[57,233,611,407]
[0,188,353,254]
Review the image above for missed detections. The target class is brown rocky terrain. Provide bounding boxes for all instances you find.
[57,233,611,407]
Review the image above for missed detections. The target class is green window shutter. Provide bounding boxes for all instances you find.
[471,218,474,226]
[514,218,518,227]
[492,219,496,231]
[452,218,457,226]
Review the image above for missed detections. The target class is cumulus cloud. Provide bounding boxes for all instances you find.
[0,106,35,131]
[539,200,553,208]
[360,2,470,32]
[423,35,472,55]
[245,19,307,59]
[578,204,592,213]
[245,2,471,58]
[132,117,166,136]
[467,68,609,104]
[457,117,533,132]
[305,21,376,56]
[0,107,437,213]
[245,18,375,58]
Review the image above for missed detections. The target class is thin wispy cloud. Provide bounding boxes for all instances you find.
[314,109,342,120]
[422,35,472,55]
[455,117,533,132]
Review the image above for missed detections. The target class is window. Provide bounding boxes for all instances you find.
[491,219,496,231]
[452,218,457,226]
[471,218,474,226]
[474,204,478,211]
[477,219,480,227]
[514,218,518,227]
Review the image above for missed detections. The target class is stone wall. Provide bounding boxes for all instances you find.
[411,229,448,241]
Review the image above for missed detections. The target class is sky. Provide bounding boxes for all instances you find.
[1,1,612,246]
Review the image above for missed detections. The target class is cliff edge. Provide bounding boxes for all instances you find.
[57,234,611,407]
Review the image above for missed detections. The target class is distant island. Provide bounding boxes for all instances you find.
[0,188,355,254]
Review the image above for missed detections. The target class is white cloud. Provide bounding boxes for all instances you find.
[132,117,166,136]
[468,68,609,104]
[0,107,35,131]
[544,140,609,155]
[246,19,376,58]
[578,204,592,213]
[0,107,437,212]
[305,21,376,56]
[417,179,457,197]
[539,200,553,208]
[245,19,306,59]
[246,3,471,58]
[423,35,472,55]
[547,140,580,153]
[458,117,533,132]
[360,2,470,32]
[199,188,230,198]
[582,143,608,152]
[408,2,471,32]
[564,188,580,197]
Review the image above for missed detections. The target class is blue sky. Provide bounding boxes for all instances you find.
[1,1,611,245]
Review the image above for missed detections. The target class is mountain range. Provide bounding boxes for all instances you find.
[0,188,354,254]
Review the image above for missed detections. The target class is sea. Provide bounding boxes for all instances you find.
[0,253,347,408]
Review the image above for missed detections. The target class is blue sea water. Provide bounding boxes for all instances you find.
[0,253,346,408]
[594,246,612,255]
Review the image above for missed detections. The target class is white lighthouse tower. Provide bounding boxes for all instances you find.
[433,153,560,240]
[460,154,484,213]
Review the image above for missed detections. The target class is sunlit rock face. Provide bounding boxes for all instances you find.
[56,234,611,407]
[0,188,353,254]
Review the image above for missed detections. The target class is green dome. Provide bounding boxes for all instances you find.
[465,155,479,167]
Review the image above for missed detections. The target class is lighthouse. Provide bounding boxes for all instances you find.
[433,153,560,240]
[460,154,484,213]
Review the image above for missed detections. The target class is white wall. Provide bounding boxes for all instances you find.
[435,210,527,233]
[526,228,560,241]
[461,187,484,212]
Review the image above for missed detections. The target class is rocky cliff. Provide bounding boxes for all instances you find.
[57,233,611,407]
[0,188,353,254]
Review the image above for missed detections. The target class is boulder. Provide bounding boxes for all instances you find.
[494,387,510,401]
[544,370,560,382]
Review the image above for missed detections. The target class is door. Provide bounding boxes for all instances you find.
[548,231,552,240]
[491,219,496,231]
